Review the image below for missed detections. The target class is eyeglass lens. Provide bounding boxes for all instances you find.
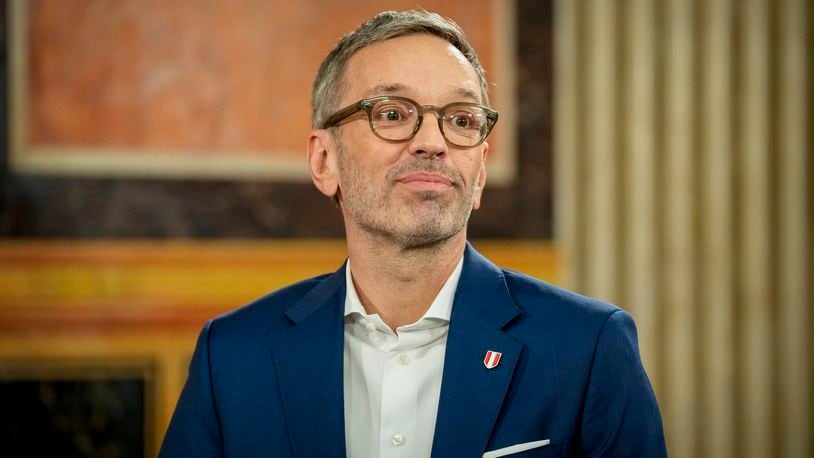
[369,99,489,147]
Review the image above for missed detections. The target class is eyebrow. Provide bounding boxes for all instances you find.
[364,84,481,103]
[364,83,408,97]
[454,87,480,102]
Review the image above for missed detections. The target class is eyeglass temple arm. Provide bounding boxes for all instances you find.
[321,101,368,129]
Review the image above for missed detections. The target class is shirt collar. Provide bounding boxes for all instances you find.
[344,255,464,324]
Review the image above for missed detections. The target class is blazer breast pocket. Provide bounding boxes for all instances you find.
[483,439,562,458]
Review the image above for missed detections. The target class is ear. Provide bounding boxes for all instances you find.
[307,130,340,198]
[472,142,489,210]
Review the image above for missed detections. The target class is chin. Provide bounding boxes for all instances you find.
[392,219,467,250]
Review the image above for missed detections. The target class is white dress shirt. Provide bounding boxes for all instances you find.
[343,257,464,458]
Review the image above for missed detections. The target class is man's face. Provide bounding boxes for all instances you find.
[330,34,489,249]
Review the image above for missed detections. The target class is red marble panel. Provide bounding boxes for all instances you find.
[25,0,497,157]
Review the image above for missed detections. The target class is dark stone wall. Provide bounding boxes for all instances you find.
[0,0,553,239]
[1,379,145,458]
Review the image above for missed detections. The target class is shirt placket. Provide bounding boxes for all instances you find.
[378,329,418,457]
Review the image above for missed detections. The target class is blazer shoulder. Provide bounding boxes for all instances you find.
[500,268,622,326]
[209,272,336,336]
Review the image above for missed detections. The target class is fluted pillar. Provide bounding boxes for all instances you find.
[554,1,811,456]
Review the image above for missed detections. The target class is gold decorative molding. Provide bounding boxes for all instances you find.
[0,238,557,455]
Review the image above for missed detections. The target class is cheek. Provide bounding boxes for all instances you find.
[457,154,485,182]
[343,133,403,168]
[339,151,389,188]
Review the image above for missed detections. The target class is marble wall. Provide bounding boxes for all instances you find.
[0,0,554,239]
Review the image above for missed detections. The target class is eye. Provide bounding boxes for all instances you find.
[453,114,472,128]
[447,109,483,130]
[381,110,402,121]
[373,103,413,124]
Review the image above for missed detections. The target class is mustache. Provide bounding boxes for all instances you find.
[387,159,463,187]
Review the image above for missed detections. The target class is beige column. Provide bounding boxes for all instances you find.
[554,0,811,456]
[662,0,697,454]
[554,0,579,291]
[583,0,619,303]
[739,0,773,456]
[778,0,810,456]
[624,0,659,392]
[700,0,735,456]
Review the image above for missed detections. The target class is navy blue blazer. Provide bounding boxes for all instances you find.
[159,243,666,457]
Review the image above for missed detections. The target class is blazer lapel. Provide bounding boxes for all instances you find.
[431,244,524,457]
[269,265,347,458]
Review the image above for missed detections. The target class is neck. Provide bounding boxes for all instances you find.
[346,229,466,331]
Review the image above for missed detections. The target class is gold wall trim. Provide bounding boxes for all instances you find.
[0,239,558,455]
[0,239,558,332]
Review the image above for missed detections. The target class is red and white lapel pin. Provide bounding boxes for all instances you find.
[483,350,502,369]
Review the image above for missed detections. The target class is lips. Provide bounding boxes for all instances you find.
[397,172,455,187]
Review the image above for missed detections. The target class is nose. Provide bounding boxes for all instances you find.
[408,113,448,158]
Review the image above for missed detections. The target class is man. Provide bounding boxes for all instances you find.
[159,10,666,458]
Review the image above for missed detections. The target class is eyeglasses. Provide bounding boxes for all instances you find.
[321,96,499,148]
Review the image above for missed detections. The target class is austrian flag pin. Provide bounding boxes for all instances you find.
[483,350,502,369]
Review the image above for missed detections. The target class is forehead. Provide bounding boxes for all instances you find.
[340,34,482,104]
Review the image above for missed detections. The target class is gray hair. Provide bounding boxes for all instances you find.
[311,10,490,129]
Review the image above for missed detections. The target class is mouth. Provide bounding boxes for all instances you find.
[396,172,456,191]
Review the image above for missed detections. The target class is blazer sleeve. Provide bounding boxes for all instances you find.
[579,310,667,457]
[159,320,224,458]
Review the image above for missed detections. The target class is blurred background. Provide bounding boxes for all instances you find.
[0,0,809,457]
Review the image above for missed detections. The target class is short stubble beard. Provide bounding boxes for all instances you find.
[336,141,481,250]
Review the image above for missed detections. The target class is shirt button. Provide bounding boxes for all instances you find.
[398,353,411,365]
[365,322,376,332]
[391,433,406,446]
